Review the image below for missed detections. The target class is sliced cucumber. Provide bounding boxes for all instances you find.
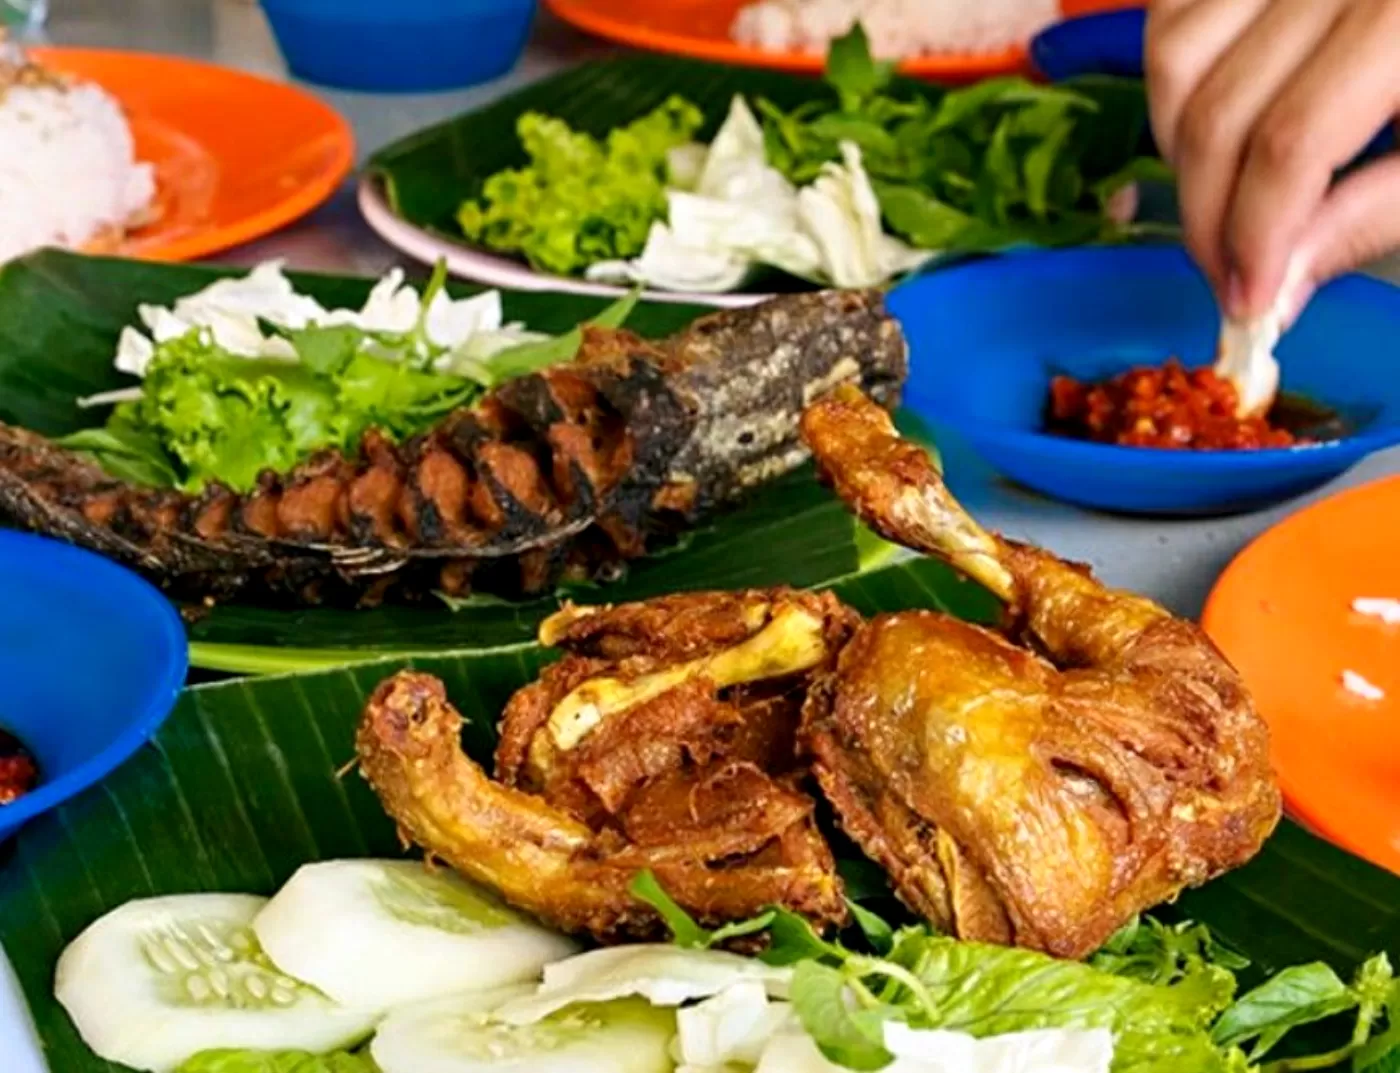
[497,945,792,1026]
[54,894,378,1073]
[252,860,577,1011]
[371,988,677,1073]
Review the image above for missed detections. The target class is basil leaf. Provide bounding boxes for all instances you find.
[1091,917,1249,987]
[709,911,779,946]
[1212,963,1356,1059]
[762,908,842,967]
[1093,156,1177,206]
[845,899,895,956]
[628,870,713,949]
[875,183,973,249]
[824,25,894,112]
[1357,982,1400,1073]
[1023,119,1077,220]
[790,961,894,1071]
[482,288,640,386]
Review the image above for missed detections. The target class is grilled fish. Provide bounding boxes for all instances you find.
[0,289,906,606]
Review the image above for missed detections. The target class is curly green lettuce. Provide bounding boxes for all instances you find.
[457,96,704,276]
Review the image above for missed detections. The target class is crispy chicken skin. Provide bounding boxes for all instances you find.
[799,386,1282,959]
[357,590,856,941]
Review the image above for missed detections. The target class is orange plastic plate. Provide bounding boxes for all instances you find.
[29,48,355,262]
[545,0,1144,81]
[1203,476,1400,876]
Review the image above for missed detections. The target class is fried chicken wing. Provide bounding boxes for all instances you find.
[798,386,1281,959]
[357,590,857,942]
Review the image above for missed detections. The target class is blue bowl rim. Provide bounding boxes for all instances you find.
[0,530,188,829]
[894,244,1400,472]
[1028,8,1146,80]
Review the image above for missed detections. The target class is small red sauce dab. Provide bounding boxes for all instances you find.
[1259,599,1275,614]
[0,728,39,806]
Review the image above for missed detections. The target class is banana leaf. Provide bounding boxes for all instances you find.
[365,55,1163,283]
[0,250,936,675]
[366,56,830,242]
[0,554,1395,1073]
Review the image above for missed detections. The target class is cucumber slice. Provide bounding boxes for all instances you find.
[54,894,378,1073]
[371,989,677,1073]
[497,945,792,1026]
[252,860,577,1011]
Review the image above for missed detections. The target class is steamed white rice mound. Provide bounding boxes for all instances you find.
[0,47,156,263]
[732,0,1060,58]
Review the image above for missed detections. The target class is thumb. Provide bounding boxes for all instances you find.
[1296,152,1400,293]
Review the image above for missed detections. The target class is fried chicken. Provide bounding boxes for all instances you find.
[798,385,1282,959]
[357,384,1280,960]
[357,590,857,941]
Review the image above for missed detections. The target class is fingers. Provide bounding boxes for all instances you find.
[1298,152,1400,290]
[1171,0,1341,293]
[1226,1,1400,315]
[1145,0,1269,165]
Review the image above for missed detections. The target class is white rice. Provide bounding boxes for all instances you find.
[1353,597,1400,626]
[731,0,1059,58]
[0,50,155,263]
[1341,670,1385,702]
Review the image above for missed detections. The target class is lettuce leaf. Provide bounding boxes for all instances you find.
[457,98,704,275]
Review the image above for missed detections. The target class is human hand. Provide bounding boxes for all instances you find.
[1145,0,1400,322]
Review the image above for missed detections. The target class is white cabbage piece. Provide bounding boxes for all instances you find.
[798,143,932,289]
[595,95,931,294]
[883,1022,1115,1073]
[495,945,791,1026]
[108,262,530,383]
[675,983,793,1069]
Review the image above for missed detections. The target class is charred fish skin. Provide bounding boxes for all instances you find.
[0,289,908,607]
[663,289,908,516]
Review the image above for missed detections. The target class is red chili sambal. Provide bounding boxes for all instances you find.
[0,728,39,806]
[1047,360,1305,450]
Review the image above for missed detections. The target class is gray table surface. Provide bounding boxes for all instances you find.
[38,0,1400,619]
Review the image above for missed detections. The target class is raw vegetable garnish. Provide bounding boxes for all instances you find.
[174,1052,375,1073]
[62,261,639,494]
[759,26,1172,254]
[631,870,1400,1072]
[457,98,704,276]
[455,27,1172,287]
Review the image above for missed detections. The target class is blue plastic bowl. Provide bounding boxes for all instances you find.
[0,531,187,842]
[888,245,1400,516]
[1031,8,1146,80]
[260,0,538,93]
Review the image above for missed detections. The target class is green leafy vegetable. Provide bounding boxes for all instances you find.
[62,264,639,495]
[754,27,1172,254]
[628,870,776,950]
[456,98,704,275]
[1214,965,1357,1059]
[791,960,894,1070]
[637,862,1398,1073]
[824,23,895,113]
[1093,916,1250,987]
[175,1051,375,1073]
[472,288,641,387]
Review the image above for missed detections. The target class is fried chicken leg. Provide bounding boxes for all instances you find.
[357,590,856,941]
[799,386,1281,959]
